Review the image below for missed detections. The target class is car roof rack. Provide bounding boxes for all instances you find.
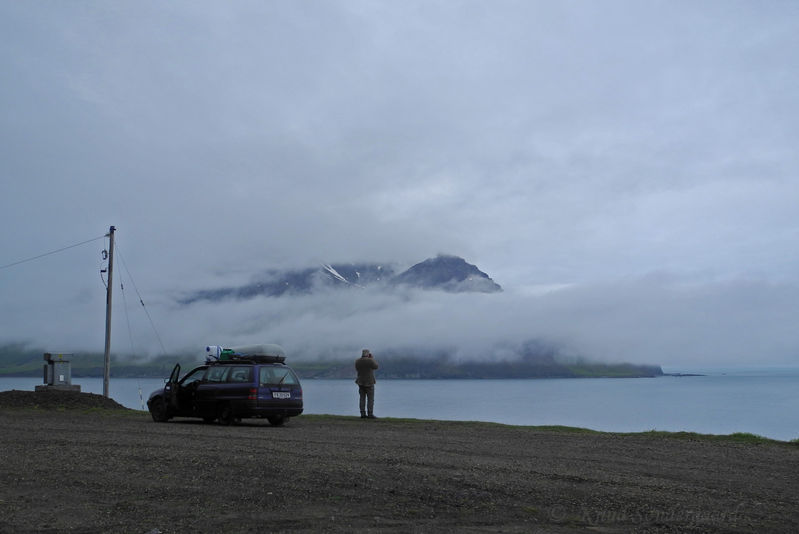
[206,343,287,365]
[212,354,286,364]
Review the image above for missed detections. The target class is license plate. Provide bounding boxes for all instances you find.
[272,391,291,399]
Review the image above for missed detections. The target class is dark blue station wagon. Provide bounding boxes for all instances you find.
[147,345,303,426]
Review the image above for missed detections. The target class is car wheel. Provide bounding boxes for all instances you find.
[202,416,216,424]
[149,397,169,422]
[218,403,235,426]
[267,415,286,427]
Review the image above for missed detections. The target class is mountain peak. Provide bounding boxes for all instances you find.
[391,255,502,293]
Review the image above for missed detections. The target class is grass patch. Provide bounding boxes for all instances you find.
[521,505,541,516]
[301,414,605,434]
[639,429,793,446]
[528,424,600,434]
[299,414,797,444]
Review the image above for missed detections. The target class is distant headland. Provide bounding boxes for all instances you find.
[1,344,662,380]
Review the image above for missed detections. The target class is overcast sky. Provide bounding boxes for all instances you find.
[1,1,798,368]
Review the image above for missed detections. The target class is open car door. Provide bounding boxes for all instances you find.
[165,363,181,410]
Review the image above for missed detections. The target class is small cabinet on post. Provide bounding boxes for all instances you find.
[35,353,81,392]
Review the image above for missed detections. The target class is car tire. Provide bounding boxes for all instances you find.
[218,403,235,426]
[267,415,286,427]
[202,416,216,424]
[149,397,169,422]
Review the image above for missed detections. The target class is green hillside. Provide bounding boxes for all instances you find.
[1,344,663,380]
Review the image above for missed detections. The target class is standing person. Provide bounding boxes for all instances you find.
[355,349,379,419]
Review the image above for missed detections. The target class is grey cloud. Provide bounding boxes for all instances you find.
[2,1,798,368]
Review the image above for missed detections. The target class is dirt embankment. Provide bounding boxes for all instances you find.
[1,390,798,533]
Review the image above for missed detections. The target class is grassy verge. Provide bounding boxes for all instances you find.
[4,406,796,445]
[639,429,796,446]
[298,414,798,444]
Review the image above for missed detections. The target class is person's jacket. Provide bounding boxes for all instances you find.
[355,357,379,386]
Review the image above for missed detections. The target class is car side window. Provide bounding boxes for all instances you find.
[180,368,207,386]
[206,367,230,383]
[228,366,252,383]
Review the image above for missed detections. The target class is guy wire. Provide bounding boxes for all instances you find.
[0,234,106,271]
[115,242,168,356]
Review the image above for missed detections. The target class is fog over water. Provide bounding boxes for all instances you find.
[2,2,798,367]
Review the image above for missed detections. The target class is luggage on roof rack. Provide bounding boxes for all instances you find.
[229,344,286,358]
[209,343,287,364]
[215,354,286,364]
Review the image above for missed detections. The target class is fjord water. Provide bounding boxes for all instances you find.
[3,367,798,441]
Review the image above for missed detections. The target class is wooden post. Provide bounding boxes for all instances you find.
[103,226,115,398]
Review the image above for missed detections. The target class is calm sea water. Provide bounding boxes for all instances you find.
[3,367,798,441]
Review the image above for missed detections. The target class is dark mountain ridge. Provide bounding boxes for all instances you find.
[182,254,501,304]
[391,255,501,293]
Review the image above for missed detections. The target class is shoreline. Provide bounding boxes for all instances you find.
[2,379,798,442]
[2,387,794,444]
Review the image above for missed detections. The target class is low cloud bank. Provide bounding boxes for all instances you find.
[4,270,798,368]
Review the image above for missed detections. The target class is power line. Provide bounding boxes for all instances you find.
[0,234,106,271]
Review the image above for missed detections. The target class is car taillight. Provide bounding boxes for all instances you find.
[248,388,257,400]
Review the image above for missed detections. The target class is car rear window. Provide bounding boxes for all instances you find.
[259,366,299,386]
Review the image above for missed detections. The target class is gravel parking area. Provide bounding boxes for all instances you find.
[1,390,798,533]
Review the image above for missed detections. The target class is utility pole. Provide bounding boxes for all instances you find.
[103,226,115,398]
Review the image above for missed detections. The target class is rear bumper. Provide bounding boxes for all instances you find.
[237,399,303,418]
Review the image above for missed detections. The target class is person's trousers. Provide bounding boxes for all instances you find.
[358,385,375,415]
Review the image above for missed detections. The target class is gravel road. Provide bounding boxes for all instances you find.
[1,390,798,533]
